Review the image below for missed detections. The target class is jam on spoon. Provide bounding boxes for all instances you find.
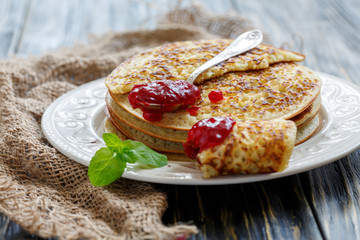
[128,80,200,121]
[183,117,236,159]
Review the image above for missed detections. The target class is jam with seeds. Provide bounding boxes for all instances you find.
[128,80,201,121]
[183,117,236,159]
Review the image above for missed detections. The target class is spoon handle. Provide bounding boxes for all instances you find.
[187,29,263,84]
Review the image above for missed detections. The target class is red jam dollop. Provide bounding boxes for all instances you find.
[128,80,201,121]
[183,117,236,159]
[208,90,224,103]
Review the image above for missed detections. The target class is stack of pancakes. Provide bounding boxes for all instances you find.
[104,40,322,162]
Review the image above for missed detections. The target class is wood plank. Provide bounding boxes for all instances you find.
[231,0,360,85]
[300,150,360,239]
[0,0,31,58]
[15,0,179,56]
[15,0,87,56]
[316,0,360,84]
[162,176,323,239]
[14,0,241,57]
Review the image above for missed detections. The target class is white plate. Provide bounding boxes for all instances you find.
[41,72,360,185]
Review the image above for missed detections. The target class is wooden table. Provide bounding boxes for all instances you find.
[1,0,359,239]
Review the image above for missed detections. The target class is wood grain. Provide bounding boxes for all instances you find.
[0,0,359,239]
[162,177,323,239]
[232,0,360,84]
[0,0,31,58]
[301,152,360,240]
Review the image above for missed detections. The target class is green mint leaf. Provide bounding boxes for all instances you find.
[120,151,137,164]
[122,140,168,167]
[88,147,126,186]
[103,133,124,153]
[88,134,168,187]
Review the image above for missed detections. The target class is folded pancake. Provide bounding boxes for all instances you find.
[195,119,297,178]
[295,113,321,145]
[105,40,305,94]
[111,62,321,130]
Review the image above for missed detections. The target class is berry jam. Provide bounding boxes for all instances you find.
[183,117,236,159]
[142,112,163,122]
[186,106,201,116]
[128,80,201,121]
[208,90,224,103]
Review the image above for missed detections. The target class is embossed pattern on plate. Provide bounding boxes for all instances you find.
[41,72,360,185]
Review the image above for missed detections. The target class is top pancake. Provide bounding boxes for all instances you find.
[105,40,305,94]
[111,62,321,130]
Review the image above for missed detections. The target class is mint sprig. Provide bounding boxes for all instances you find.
[88,133,168,186]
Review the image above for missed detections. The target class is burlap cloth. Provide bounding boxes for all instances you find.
[0,6,257,240]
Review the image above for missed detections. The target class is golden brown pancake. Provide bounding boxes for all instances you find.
[105,40,304,94]
[196,119,297,178]
[295,113,321,145]
[291,94,321,127]
[112,62,321,130]
[103,39,322,173]
[103,117,193,162]
[105,107,185,153]
[105,103,320,155]
[106,93,187,143]
[107,91,321,145]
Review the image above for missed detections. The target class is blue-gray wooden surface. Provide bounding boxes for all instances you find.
[0,0,359,239]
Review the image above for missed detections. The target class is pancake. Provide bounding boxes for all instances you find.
[112,62,321,130]
[196,119,297,178]
[106,101,320,154]
[105,107,185,153]
[295,113,321,145]
[105,40,305,94]
[108,91,320,145]
[103,39,322,173]
[291,94,321,127]
[106,93,187,143]
[103,117,193,162]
